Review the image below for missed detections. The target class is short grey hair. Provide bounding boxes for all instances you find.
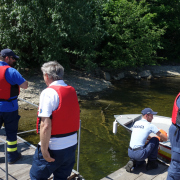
[41,61,64,80]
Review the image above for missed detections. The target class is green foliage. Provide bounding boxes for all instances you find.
[99,0,166,69]
[1,0,179,70]
[148,0,180,62]
[0,0,103,70]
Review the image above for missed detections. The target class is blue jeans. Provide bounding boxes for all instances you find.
[0,110,20,162]
[167,124,180,180]
[128,137,159,162]
[30,144,77,180]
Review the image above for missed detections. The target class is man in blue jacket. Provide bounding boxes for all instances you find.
[0,49,28,164]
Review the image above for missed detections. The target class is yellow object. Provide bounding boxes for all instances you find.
[7,147,17,152]
[6,140,17,145]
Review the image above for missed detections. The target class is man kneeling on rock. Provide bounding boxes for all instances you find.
[125,108,168,172]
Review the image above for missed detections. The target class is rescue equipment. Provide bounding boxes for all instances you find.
[172,92,180,125]
[36,85,80,136]
[0,65,19,100]
[155,129,168,141]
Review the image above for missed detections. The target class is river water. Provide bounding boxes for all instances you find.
[18,77,180,180]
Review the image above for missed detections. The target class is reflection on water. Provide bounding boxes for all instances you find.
[18,77,180,179]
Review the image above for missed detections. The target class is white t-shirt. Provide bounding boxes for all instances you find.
[38,80,77,150]
[129,118,159,149]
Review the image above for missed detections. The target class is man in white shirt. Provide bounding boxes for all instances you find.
[30,61,80,180]
[125,108,168,172]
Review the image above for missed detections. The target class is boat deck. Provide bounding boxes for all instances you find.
[101,160,169,180]
[0,128,80,180]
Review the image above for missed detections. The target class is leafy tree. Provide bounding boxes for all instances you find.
[98,0,166,69]
[0,0,171,70]
[0,0,103,70]
[148,0,180,62]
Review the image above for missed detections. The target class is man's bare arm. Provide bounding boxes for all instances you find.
[40,117,55,162]
[19,81,28,89]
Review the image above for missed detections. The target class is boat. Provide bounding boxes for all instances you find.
[113,114,172,162]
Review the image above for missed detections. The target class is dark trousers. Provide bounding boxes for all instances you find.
[128,137,159,162]
[167,124,180,180]
[30,144,77,180]
[0,110,20,162]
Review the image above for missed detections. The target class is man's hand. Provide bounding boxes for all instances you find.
[41,149,55,162]
[156,129,168,142]
[40,117,55,162]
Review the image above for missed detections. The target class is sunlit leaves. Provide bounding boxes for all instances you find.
[100,0,166,69]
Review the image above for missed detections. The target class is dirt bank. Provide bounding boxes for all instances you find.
[18,69,112,108]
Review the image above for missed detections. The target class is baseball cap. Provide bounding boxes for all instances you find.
[141,108,157,115]
[0,49,19,59]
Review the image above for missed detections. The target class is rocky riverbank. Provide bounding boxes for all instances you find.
[18,69,112,109]
[18,65,180,109]
[95,65,180,81]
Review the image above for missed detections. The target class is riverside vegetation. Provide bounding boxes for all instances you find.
[1,0,180,72]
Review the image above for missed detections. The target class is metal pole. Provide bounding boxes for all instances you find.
[77,120,81,172]
[17,129,36,135]
[18,97,38,108]
[5,142,8,180]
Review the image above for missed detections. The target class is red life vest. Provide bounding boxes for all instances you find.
[36,85,80,136]
[0,65,20,100]
[172,92,180,125]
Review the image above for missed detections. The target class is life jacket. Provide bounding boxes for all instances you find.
[0,65,20,101]
[172,92,180,125]
[36,85,80,137]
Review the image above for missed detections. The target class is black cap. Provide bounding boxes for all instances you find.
[0,49,19,59]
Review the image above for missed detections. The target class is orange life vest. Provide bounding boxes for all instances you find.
[36,85,80,136]
[0,65,19,100]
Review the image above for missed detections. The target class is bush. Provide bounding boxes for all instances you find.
[98,0,166,69]
[0,0,170,70]
[0,0,103,70]
[148,0,180,63]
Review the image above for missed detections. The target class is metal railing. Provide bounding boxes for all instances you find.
[0,136,8,180]
[0,97,82,179]
[18,97,81,173]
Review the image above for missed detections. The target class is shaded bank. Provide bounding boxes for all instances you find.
[18,69,112,109]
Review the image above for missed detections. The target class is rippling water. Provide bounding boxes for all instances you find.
[18,77,180,180]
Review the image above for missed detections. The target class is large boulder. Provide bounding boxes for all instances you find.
[103,71,111,81]
[113,72,125,80]
[138,70,152,78]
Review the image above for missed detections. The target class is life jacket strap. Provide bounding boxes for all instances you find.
[0,97,17,102]
[51,131,77,138]
[173,123,180,136]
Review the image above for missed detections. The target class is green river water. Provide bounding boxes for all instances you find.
[18,77,180,180]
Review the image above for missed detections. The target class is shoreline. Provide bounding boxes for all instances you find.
[18,69,112,109]
[18,65,180,109]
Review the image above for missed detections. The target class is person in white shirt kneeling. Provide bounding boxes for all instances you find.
[125,108,168,172]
